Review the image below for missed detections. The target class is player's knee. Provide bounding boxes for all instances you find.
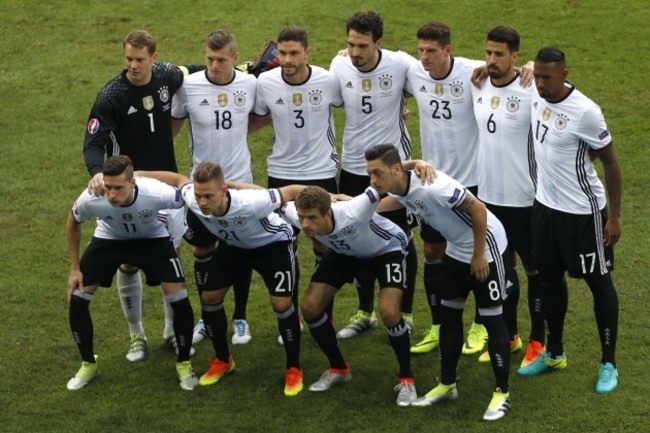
[378,301,401,327]
[423,242,445,261]
[270,295,292,312]
[300,294,321,320]
[200,289,223,305]
[193,244,215,256]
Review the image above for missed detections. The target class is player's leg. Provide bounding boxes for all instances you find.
[412,259,465,407]
[194,242,237,387]
[67,238,114,390]
[574,208,618,392]
[337,170,378,339]
[231,267,253,344]
[400,235,418,331]
[160,209,186,345]
[258,241,302,396]
[411,225,445,354]
[116,264,148,362]
[519,202,568,376]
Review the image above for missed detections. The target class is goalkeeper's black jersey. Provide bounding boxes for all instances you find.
[83,62,184,176]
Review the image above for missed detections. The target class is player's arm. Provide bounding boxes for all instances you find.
[401,160,436,184]
[516,60,535,87]
[172,118,185,137]
[226,180,264,190]
[456,192,490,281]
[66,211,84,300]
[248,113,272,134]
[135,170,190,189]
[593,142,622,246]
[376,195,404,213]
[278,184,308,203]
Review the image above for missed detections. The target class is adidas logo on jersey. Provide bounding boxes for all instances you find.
[275,98,285,105]
[345,81,353,88]
[476,97,483,104]
[419,85,427,92]
[199,99,209,106]
[104,215,114,220]
[127,106,138,115]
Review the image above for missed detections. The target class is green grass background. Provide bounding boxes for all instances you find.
[1,0,648,432]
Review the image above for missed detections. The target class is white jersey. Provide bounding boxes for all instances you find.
[280,187,407,258]
[172,70,255,182]
[254,65,341,180]
[72,177,184,240]
[406,57,484,187]
[330,49,417,175]
[181,184,294,248]
[532,82,611,215]
[390,171,507,263]
[473,74,537,207]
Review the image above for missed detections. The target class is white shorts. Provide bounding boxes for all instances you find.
[159,208,186,249]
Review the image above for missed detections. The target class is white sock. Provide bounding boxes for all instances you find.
[117,268,145,336]
[161,286,175,338]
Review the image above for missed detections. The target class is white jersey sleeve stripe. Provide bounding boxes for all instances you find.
[260,216,294,239]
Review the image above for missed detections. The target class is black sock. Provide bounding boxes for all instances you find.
[167,291,194,362]
[542,275,568,357]
[307,312,346,370]
[400,240,418,314]
[387,318,412,378]
[526,271,545,343]
[69,293,95,363]
[585,274,619,366]
[276,304,301,369]
[482,312,511,393]
[439,304,464,385]
[424,262,442,325]
[355,269,375,313]
[232,269,252,321]
[203,303,230,362]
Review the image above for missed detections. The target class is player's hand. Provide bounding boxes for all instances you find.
[518,61,535,88]
[88,173,105,196]
[67,270,84,302]
[471,65,488,88]
[330,193,353,203]
[413,160,436,185]
[470,254,490,282]
[603,216,621,246]
[402,107,411,122]
[337,48,349,57]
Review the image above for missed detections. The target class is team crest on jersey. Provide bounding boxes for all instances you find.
[435,84,444,97]
[542,107,552,121]
[342,225,357,236]
[142,96,154,111]
[87,118,100,134]
[309,89,323,105]
[379,74,393,90]
[218,93,228,107]
[185,227,194,240]
[362,79,372,93]
[138,209,154,221]
[450,81,464,97]
[234,91,246,107]
[159,86,169,103]
[122,213,133,222]
[491,96,500,110]
[506,97,520,113]
[219,220,228,228]
[233,216,247,228]
[292,93,303,106]
[555,113,568,130]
